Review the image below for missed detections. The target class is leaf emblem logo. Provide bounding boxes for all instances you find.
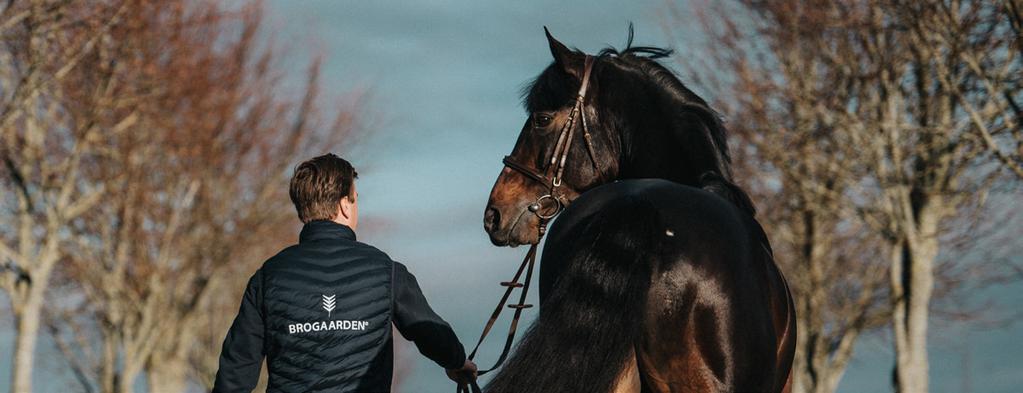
[322,294,336,318]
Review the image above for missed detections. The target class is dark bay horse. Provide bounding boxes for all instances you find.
[482,29,795,393]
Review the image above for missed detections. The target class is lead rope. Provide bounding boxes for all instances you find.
[456,224,545,393]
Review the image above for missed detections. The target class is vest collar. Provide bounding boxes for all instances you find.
[299,220,356,243]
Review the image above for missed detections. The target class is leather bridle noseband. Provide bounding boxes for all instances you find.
[501,55,601,229]
[457,56,600,393]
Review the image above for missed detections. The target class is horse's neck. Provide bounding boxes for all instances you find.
[618,126,704,186]
[616,124,757,216]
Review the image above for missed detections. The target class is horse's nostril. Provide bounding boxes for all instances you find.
[484,207,501,232]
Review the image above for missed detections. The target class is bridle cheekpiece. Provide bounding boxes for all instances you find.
[501,55,600,232]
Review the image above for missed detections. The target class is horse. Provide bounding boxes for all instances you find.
[481,28,795,393]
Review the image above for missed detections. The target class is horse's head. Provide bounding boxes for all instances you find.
[484,29,620,246]
[485,28,748,247]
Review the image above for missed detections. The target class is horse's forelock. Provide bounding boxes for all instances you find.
[521,63,577,113]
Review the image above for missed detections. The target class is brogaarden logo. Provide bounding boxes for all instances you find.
[322,294,336,317]
[286,293,371,335]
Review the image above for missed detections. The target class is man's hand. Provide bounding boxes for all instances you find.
[446,359,478,386]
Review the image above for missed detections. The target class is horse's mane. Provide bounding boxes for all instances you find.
[596,27,732,179]
[521,26,755,215]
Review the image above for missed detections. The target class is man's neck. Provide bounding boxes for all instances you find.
[331,218,355,231]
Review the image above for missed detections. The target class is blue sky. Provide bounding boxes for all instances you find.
[1,0,1020,392]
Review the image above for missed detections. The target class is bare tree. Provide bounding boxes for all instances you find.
[671,2,893,392]
[0,2,133,392]
[672,1,1022,392]
[1,1,361,392]
[820,3,1015,391]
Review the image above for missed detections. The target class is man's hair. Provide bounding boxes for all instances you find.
[289,153,358,224]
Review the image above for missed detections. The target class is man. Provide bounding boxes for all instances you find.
[213,153,477,392]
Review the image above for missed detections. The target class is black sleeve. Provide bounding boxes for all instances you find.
[392,262,466,370]
[212,270,265,393]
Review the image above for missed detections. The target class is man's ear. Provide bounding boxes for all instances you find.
[545,27,585,79]
[339,197,353,220]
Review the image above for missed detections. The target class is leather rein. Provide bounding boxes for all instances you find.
[457,56,598,393]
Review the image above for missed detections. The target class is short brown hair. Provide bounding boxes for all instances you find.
[289,153,358,223]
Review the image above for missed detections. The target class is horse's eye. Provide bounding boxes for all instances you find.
[532,113,553,128]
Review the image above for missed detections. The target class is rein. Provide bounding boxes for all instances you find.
[457,56,596,393]
[456,241,538,393]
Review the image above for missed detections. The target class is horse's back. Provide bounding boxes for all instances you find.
[550,179,746,232]
[541,179,793,393]
[544,179,760,281]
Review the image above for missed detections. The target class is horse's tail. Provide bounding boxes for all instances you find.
[484,196,663,393]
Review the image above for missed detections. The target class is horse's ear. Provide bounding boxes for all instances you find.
[544,27,585,79]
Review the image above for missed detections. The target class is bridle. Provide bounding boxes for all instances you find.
[457,56,599,393]
[501,55,601,231]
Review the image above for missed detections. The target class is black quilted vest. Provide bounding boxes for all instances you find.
[261,221,394,392]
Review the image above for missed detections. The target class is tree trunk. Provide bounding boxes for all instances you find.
[119,363,142,393]
[147,359,189,393]
[11,291,43,393]
[891,201,940,393]
[792,207,854,393]
[101,335,118,393]
[791,310,809,393]
[146,338,192,393]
